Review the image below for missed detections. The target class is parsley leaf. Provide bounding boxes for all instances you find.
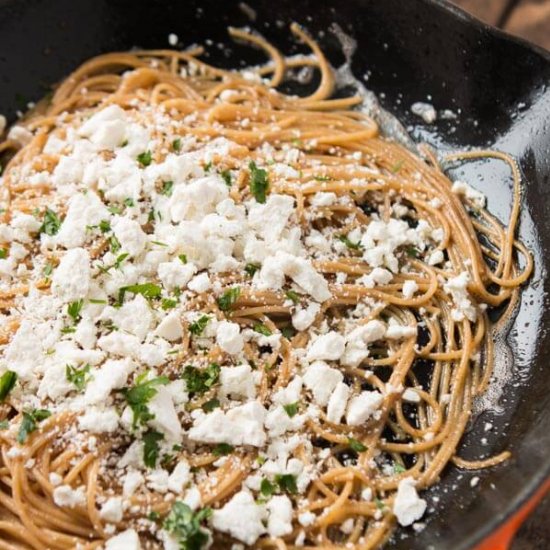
[390,160,404,174]
[39,208,62,236]
[244,262,260,277]
[118,282,162,304]
[43,262,53,279]
[178,254,188,264]
[161,298,177,310]
[374,497,385,510]
[314,175,332,182]
[260,478,276,497]
[274,473,298,494]
[0,371,17,401]
[182,364,220,396]
[216,287,241,312]
[65,364,91,392]
[163,502,212,550]
[109,235,121,254]
[220,169,232,187]
[172,138,182,152]
[284,290,300,304]
[137,150,153,167]
[282,402,299,418]
[121,374,169,428]
[189,315,210,336]
[202,398,220,412]
[67,299,83,324]
[248,161,269,203]
[337,234,363,251]
[348,437,367,452]
[253,323,272,336]
[393,462,406,474]
[212,443,233,456]
[18,408,51,444]
[405,245,420,258]
[161,180,174,196]
[0,420,9,430]
[0,248,7,259]
[143,429,164,468]
[124,197,135,207]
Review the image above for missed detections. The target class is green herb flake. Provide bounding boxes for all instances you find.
[172,138,182,152]
[147,511,161,521]
[220,169,232,187]
[67,299,83,324]
[161,180,174,196]
[124,197,135,207]
[281,326,296,340]
[17,408,51,444]
[109,235,121,254]
[107,205,122,215]
[202,398,220,412]
[260,478,276,497]
[118,282,162,304]
[284,290,300,304]
[337,235,363,251]
[178,254,188,264]
[99,219,111,233]
[163,501,212,550]
[189,315,210,336]
[216,287,241,312]
[182,363,220,396]
[0,248,7,259]
[137,150,153,167]
[314,175,332,182]
[248,161,269,203]
[244,262,260,277]
[253,323,272,336]
[0,371,17,401]
[348,437,367,453]
[274,473,298,494]
[65,364,91,392]
[406,245,420,258]
[374,498,385,510]
[143,429,164,468]
[212,442,234,456]
[0,420,9,430]
[283,402,299,418]
[39,208,62,236]
[43,263,53,279]
[393,462,406,474]
[89,298,107,304]
[121,374,170,428]
[161,298,178,310]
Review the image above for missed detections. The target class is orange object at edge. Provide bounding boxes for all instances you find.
[474,478,550,550]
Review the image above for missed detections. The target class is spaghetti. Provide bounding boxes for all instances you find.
[0,24,532,550]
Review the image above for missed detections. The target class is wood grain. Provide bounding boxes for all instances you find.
[505,0,550,50]
[451,0,510,25]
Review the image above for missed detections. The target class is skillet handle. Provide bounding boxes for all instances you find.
[474,479,550,550]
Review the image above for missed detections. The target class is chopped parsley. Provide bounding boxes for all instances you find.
[161,298,178,310]
[161,180,174,196]
[178,254,188,264]
[220,169,232,187]
[0,371,17,401]
[137,150,153,167]
[260,478,276,497]
[109,234,121,254]
[374,497,385,510]
[121,373,170,428]
[283,402,299,418]
[182,363,220,396]
[143,429,164,468]
[67,299,83,324]
[253,323,271,336]
[118,282,162,304]
[39,208,62,236]
[0,420,9,430]
[314,175,332,182]
[393,462,406,474]
[0,248,7,259]
[405,245,420,258]
[18,408,51,444]
[274,474,298,494]
[244,262,260,277]
[337,234,363,251]
[216,287,241,312]
[202,398,220,412]
[99,219,111,233]
[124,197,135,207]
[348,437,367,452]
[163,501,212,550]
[65,364,91,392]
[204,161,212,173]
[212,443,234,456]
[248,161,269,203]
[189,315,210,336]
[107,205,122,215]
[172,138,182,152]
[284,289,301,304]
[43,263,53,279]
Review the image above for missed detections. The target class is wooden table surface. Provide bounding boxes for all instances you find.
[446,3,549,548]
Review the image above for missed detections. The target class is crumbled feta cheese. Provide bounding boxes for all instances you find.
[346,391,383,426]
[154,310,183,341]
[51,248,91,302]
[78,407,119,433]
[216,321,244,355]
[411,102,437,124]
[451,180,486,209]
[219,364,256,400]
[266,495,293,537]
[292,302,320,331]
[402,280,419,299]
[326,382,350,424]
[303,361,343,406]
[306,331,345,362]
[211,491,266,545]
[168,460,191,493]
[393,477,427,526]
[444,271,477,322]
[105,529,141,550]
[187,272,211,293]
[99,497,124,523]
[53,485,86,508]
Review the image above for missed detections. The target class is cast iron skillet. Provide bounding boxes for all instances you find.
[0,0,549,548]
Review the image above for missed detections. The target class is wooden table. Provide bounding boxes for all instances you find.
[452,0,550,50]
[450,3,549,548]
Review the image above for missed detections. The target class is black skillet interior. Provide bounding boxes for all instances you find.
[0,0,549,548]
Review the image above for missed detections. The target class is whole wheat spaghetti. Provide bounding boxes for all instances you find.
[0,24,532,550]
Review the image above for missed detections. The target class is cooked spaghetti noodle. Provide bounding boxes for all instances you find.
[0,24,532,550]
